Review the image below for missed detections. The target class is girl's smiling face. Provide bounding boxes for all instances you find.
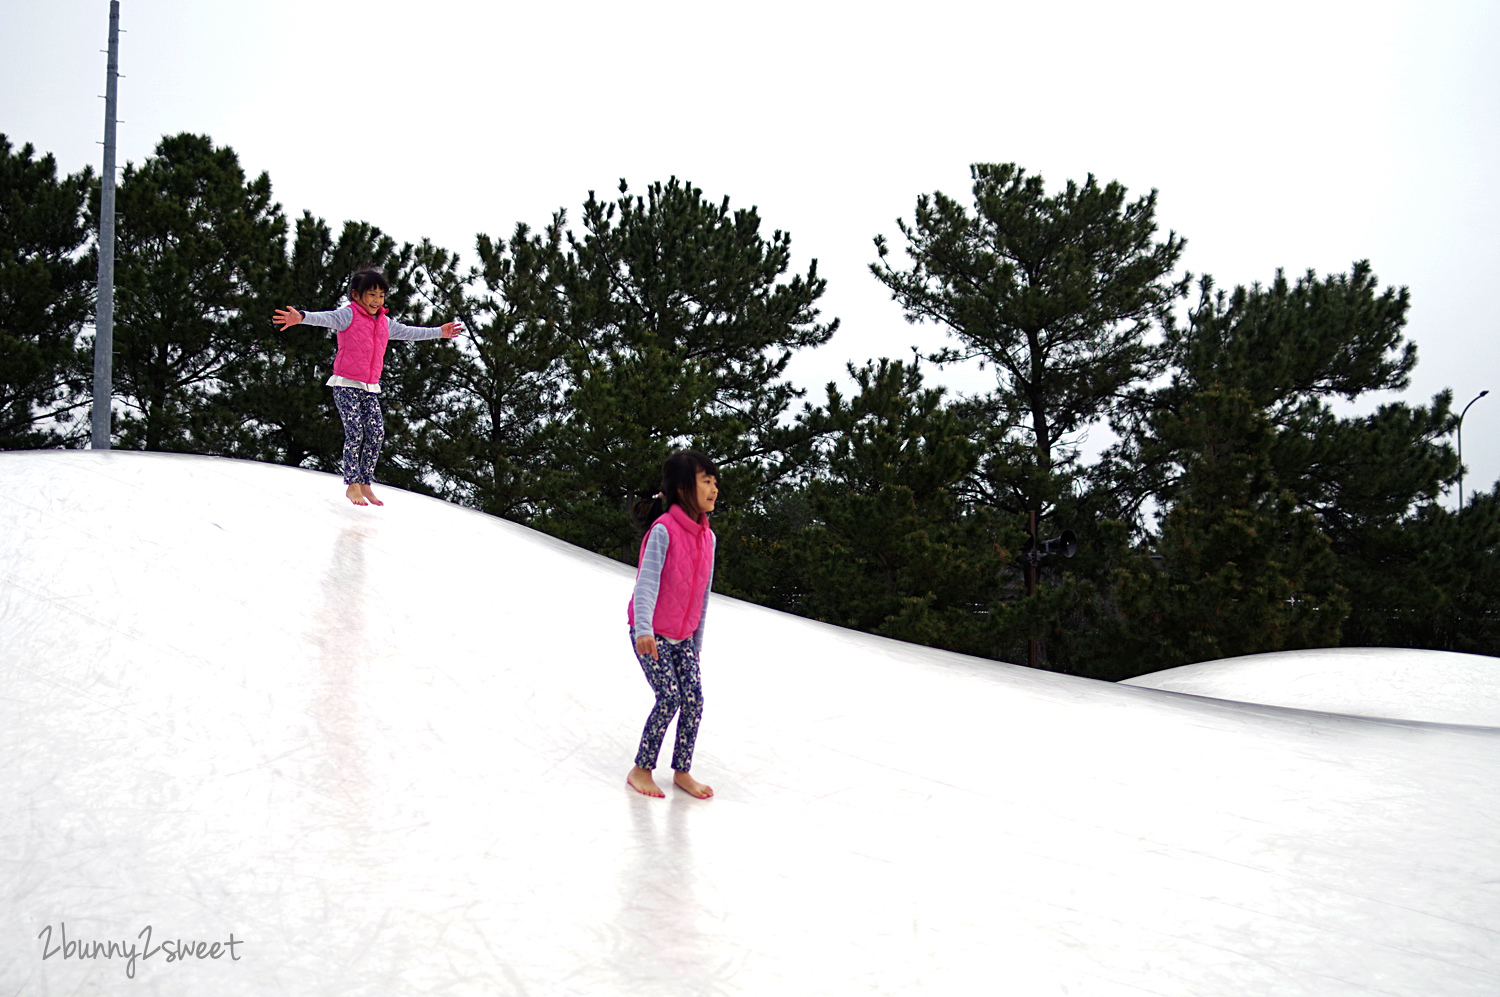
[693,470,718,517]
[352,287,386,315]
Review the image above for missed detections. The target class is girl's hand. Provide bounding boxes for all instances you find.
[440,321,464,339]
[273,306,303,331]
[635,634,658,660]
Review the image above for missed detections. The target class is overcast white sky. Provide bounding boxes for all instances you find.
[3,0,1497,499]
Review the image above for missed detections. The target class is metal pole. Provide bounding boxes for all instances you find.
[1458,390,1489,509]
[91,1,120,450]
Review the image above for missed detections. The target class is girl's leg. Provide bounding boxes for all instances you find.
[632,635,683,772]
[669,641,714,797]
[356,392,385,504]
[331,388,368,503]
[665,641,704,774]
[663,641,711,797]
[628,636,712,798]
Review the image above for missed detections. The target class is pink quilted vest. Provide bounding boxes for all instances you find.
[627,503,716,640]
[331,303,390,384]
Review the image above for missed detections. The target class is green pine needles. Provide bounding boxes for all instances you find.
[5,136,1495,673]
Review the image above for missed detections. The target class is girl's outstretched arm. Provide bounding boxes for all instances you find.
[274,305,359,332]
[387,317,466,342]
[298,305,355,330]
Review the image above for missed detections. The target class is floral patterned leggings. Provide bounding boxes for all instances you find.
[632,631,704,772]
[331,387,384,485]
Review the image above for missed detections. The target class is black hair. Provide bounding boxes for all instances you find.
[349,266,390,297]
[631,450,718,529]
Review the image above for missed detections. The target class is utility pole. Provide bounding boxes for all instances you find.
[91,1,121,450]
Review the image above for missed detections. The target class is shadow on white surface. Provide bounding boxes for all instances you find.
[1,450,1497,996]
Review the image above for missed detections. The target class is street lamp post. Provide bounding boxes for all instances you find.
[1458,390,1489,509]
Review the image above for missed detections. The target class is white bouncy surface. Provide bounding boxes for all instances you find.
[1123,646,1500,727]
[2,450,1497,996]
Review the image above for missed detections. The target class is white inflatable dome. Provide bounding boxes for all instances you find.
[1124,646,1500,726]
[1,450,1497,996]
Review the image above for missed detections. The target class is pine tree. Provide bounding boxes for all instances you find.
[781,359,1037,657]
[0,136,95,447]
[1110,385,1347,673]
[405,217,570,521]
[540,178,837,561]
[1337,484,1500,654]
[872,163,1187,519]
[1099,263,1463,672]
[108,133,285,452]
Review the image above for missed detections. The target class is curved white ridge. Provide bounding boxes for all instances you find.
[2,450,1498,996]
[1123,647,1500,726]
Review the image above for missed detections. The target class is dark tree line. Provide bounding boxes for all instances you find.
[0,136,95,447]
[4,132,1496,676]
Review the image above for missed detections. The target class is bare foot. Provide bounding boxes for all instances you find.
[360,484,384,506]
[626,766,664,798]
[673,771,714,799]
[345,484,368,506]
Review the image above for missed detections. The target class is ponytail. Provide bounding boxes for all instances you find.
[631,449,718,532]
[630,492,666,531]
